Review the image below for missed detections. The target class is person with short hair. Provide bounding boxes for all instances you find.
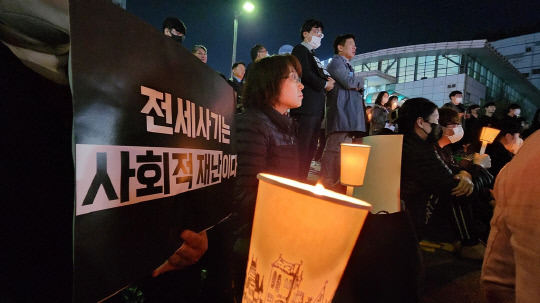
[163,17,186,44]
[290,19,335,180]
[480,102,499,127]
[229,62,245,112]
[501,103,522,126]
[244,44,267,80]
[319,33,365,189]
[191,45,207,63]
[485,119,523,177]
[250,44,268,62]
[443,90,465,119]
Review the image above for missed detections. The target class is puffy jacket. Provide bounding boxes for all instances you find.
[401,134,458,204]
[233,106,299,238]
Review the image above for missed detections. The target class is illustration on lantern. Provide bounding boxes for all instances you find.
[242,254,329,303]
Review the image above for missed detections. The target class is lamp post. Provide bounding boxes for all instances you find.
[231,1,254,78]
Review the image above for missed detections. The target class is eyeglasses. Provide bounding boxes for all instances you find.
[310,29,324,38]
[285,72,301,83]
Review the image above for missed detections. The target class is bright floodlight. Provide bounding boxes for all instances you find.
[243,2,255,12]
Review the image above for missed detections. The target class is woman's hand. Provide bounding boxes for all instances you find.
[152,229,208,277]
[452,170,474,197]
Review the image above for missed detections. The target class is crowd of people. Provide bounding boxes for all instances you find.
[3,5,540,302]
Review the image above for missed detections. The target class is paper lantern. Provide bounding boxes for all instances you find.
[243,174,372,303]
[340,143,371,196]
[479,127,500,154]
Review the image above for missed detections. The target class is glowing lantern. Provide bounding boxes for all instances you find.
[340,143,371,196]
[242,174,372,303]
[479,127,500,154]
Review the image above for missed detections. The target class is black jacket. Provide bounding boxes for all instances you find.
[228,77,244,112]
[401,134,458,202]
[401,134,459,239]
[290,44,327,117]
[233,107,299,238]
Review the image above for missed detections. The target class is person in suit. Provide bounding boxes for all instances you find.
[290,19,335,180]
[319,34,366,189]
[229,62,246,112]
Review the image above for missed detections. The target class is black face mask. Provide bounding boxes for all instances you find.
[171,34,184,44]
[422,121,442,143]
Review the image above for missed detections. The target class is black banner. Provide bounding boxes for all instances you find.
[70,1,236,301]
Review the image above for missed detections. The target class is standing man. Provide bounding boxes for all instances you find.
[443,90,466,119]
[501,103,521,123]
[480,102,499,127]
[245,44,267,79]
[163,17,186,44]
[229,62,246,112]
[319,34,365,189]
[291,19,335,180]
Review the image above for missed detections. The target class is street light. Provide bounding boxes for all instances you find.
[231,1,255,78]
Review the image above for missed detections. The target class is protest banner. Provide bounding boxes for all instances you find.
[70,1,236,301]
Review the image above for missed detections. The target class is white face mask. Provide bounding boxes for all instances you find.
[446,125,464,143]
[308,35,322,49]
[455,97,463,104]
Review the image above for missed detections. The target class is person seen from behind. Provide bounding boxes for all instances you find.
[481,130,540,303]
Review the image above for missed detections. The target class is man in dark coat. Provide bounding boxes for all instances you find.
[290,19,335,180]
[228,62,245,112]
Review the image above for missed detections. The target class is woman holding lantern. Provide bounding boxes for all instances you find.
[230,54,303,300]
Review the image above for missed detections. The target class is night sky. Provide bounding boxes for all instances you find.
[127,0,540,76]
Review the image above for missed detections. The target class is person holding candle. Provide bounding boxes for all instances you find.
[484,119,523,177]
[436,107,494,243]
[398,98,488,259]
[231,54,303,301]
